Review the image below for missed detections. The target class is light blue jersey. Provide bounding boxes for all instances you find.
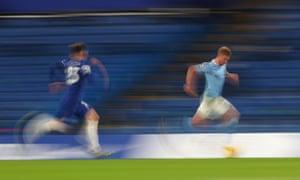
[195,59,227,98]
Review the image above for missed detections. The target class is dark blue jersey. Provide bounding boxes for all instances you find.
[50,57,96,119]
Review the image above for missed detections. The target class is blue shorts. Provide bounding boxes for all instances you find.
[55,100,91,120]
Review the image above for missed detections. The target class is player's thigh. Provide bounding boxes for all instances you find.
[191,111,208,126]
[192,101,210,126]
[55,99,77,119]
[211,97,233,119]
[220,105,240,123]
[194,96,216,123]
[74,101,99,121]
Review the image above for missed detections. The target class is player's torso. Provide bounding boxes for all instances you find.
[63,58,92,86]
[61,58,93,100]
[204,61,226,97]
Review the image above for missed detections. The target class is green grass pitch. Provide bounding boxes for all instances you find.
[0,158,299,180]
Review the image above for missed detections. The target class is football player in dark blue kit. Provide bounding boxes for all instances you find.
[24,43,111,157]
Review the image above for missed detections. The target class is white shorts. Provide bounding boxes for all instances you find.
[197,96,232,120]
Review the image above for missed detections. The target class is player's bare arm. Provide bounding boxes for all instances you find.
[90,57,110,89]
[184,65,200,98]
[226,72,239,87]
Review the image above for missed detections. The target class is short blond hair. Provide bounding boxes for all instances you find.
[217,46,231,56]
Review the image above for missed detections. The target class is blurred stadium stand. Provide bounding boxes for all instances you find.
[104,2,300,133]
[1,0,300,134]
[0,13,212,134]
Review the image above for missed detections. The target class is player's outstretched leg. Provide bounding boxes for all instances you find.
[219,105,240,156]
[182,111,208,132]
[20,112,70,144]
[84,108,112,158]
[219,106,240,133]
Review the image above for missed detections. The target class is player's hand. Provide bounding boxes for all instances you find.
[228,73,239,87]
[48,82,67,94]
[184,84,199,98]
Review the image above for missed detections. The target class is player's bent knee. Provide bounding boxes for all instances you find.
[228,106,240,119]
[232,108,240,119]
[85,108,100,121]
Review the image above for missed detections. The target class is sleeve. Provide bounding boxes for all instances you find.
[87,65,97,84]
[49,61,65,83]
[195,62,210,75]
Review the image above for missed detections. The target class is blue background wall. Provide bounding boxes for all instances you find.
[0,14,213,134]
[1,0,300,134]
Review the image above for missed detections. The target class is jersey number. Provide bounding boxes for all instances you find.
[65,66,80,85]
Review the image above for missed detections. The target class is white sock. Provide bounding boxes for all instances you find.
[86,120,101,152]
[43,120,69,133]
[32,114,68,134]
[223,118,239,145]
[25,114,69,143]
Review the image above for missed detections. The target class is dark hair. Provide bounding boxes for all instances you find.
[69,42,88,54]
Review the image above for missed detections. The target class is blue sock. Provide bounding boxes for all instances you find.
[214,118,239,145]
[214,118,239,133]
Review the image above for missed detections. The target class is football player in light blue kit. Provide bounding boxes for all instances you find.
[184,46,240,133]
[24,43,111,157]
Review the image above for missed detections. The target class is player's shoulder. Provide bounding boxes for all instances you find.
[56,56,69,64]
[52,58,68,69]
[63,57,82,67]
[198,61,212,69]
[193,61,212,74]
[60,58,68,64]
[200,61,209,66]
